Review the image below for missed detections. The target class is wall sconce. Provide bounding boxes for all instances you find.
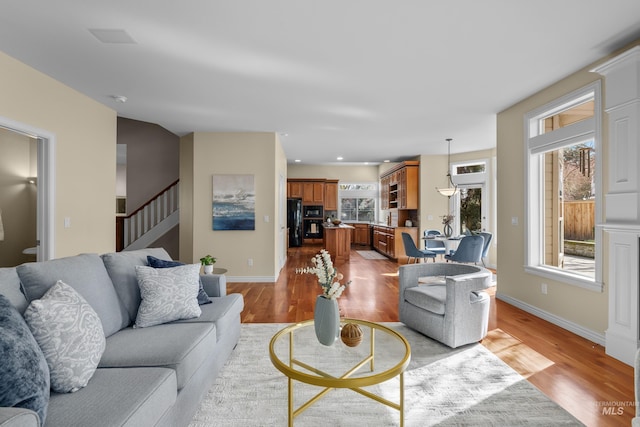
[27,177,37,185]
[435,138,459,198]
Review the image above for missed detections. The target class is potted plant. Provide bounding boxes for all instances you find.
[200,255,217,274]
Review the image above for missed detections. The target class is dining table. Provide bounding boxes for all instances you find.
[422,235,463,255]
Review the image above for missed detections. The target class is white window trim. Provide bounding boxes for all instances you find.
[523,82,603,292]
[338,181,378,223]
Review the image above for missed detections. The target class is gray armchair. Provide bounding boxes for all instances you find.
[399,263,493,348]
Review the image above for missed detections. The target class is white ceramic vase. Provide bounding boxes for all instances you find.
[203,264,214,274]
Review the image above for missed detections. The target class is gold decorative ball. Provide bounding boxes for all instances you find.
[340,322,363,347]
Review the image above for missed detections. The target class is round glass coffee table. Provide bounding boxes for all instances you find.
[269,318,411,426]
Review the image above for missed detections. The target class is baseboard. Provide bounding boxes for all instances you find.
[495,292,605,346]
[226,275,277,283]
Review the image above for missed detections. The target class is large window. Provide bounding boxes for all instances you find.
[338,183,377,223]
[525,82,603,291]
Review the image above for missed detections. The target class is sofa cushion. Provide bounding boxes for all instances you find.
[173,294,244,342]
[134,264,202,328]
[0,268,28,314]
[0,295,50,425]
[46,367,176,427]
[101,248,173,323]
[99,322,216,390]
[404,284,446,315]
[16,253,129,336]
[23,281,106,393]
[147,255,211,305]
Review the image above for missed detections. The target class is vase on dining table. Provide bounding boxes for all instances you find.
[314,295,340,346]
[443,223,453,238]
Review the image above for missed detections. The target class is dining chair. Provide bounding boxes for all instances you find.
[444,235,484,264]
[477,232,493,266]
[423,230,446,256]
[401,232,436,264]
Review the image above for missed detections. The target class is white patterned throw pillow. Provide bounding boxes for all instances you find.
[134,263,202,328]
[23,280,106,393]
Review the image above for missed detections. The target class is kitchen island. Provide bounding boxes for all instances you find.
[322,223,354,263]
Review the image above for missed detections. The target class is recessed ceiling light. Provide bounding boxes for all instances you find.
[383,160,390,163]
[280,132,289,137]
[364,162,369,165]
[337,156,343,161]
[294,159,301,163]
[89,29,136,44]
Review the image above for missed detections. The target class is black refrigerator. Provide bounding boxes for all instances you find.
[287,198,303,247]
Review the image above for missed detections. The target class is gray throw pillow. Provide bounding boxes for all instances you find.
[146,255,212,305]
[134,264,202,328]
[0,295,50,424]
[24,281,106,393]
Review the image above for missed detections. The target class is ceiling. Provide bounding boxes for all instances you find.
[2,1,640,165]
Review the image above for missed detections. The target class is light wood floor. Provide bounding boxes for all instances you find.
[228,245,634,426]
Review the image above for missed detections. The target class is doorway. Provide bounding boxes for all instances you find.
[455,185,487,234]
[0,115,54,265]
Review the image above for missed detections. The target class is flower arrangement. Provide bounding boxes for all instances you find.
[296,249,350,300]
[441,214,454,226]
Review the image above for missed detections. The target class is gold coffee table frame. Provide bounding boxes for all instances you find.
[269,318,411,426]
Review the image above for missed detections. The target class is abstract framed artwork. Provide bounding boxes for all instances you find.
[212,174,255,230]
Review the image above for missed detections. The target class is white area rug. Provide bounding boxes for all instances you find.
[189,323,582,426]
[357,250,388,260]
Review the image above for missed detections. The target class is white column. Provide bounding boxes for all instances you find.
[592,46,640,365]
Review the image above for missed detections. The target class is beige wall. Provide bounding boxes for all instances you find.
[287,164,379,182]
[180,132,286,281]
[497,62,608,334]
[419,154,451,234]
[0,51,117,258]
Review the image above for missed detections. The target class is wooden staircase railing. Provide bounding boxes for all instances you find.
[116,180,179,251]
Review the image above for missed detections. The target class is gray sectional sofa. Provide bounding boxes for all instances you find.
[0,248,244,427]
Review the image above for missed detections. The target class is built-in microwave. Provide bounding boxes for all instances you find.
[303,205,323,218]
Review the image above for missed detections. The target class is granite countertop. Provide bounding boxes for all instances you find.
[322,223,355,229]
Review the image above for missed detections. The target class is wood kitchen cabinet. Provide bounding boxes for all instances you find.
[323,224,353,263]
[302,182,324,204]
[348,223,371,246]
[372,225,417,264]
[288,181,303,198]
[380,161,419,210]
[324,180,338,211]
